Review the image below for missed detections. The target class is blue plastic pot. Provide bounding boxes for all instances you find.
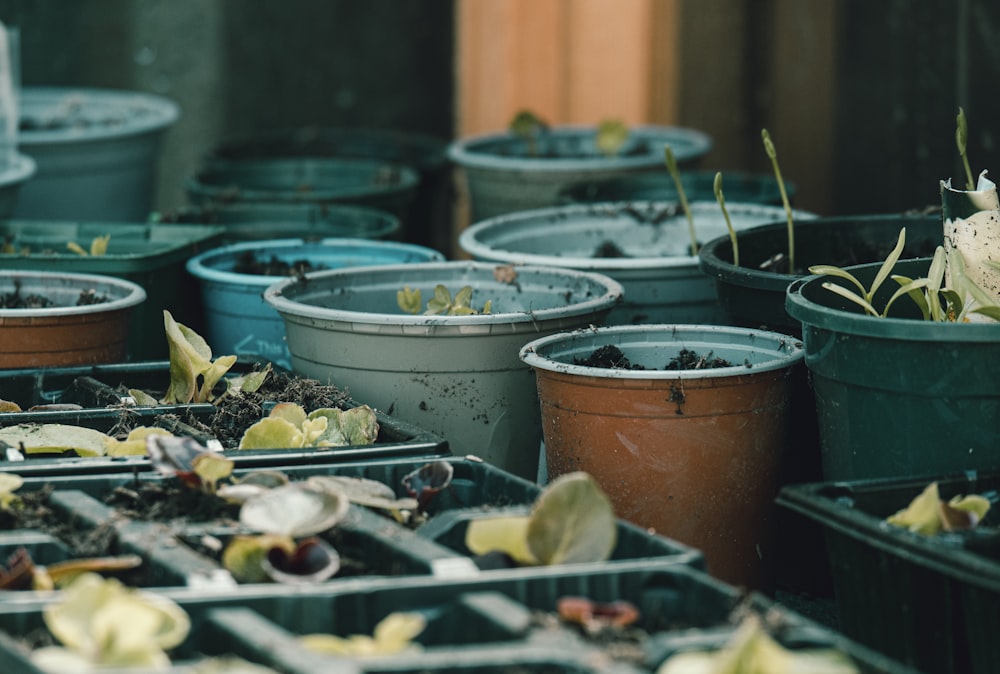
[187,238,444,368]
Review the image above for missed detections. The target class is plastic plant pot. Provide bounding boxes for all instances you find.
[264,262,624,480]
[786,257,1000,481]
[0,270,146,368]
[459,201,815,325]
[14,87,180,221]
[155,202,402,243]
[698,213,942,335]
[184,156,420,228]
[447,124,712,223]
[519,324,806,590]
[204,127,451,253]
[0,221,224,360]
[0,154,37,218]
[559,170,795,207]
[187,238,445,369]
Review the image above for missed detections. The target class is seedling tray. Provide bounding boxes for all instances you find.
[1,457,702,593]
[0,360,448,476]
[778,472,1000,674]
[0,221,225,360]
[0,563,918,673]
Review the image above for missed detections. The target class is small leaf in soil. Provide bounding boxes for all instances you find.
[221,534,295,583]
[0,547,36,590]
[300,611,426,656]
[401,460,454,511]
[465,515,536,565]
[146,433,224,492]
[105,426,175,458]
[239,482,349,537]
[887,481,991,535]
[557,596,640,633]
[191,452,235,494]
[162,309,238,404]
[261,536,341,584]
[0,423,111,457]
[397,285,422,314]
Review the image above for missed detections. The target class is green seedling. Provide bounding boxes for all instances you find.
[761,129,796,272]
[465,471,617,566]
[713,171,739,267]
[957,107,975,190]
[238,402,379,450]
[66,234,110,256]
[300,611,426,657]
[30,573,190,672]
[161,310,238,404]
[664,143,698,255]
[886,481,990,535]
[147,434,235,494]
[397,284,492,315]
[596,118,629,157]
[509,109,549,157]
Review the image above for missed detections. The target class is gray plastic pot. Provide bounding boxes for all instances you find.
[14,87,180,221]
[0,154,36,218]
[187,238,444,369]
[264,261,624,479]
[448,124,712,222]
[459,201,815,325]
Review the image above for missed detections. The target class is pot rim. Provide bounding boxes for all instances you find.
[786,256,1000,341]
[263,260,625,326]
[0,270,146,317]
[447,124,712,172]
[186,237,445,286]
[459,200,815,271]
[519,323,804,380]
[19,87,180,145]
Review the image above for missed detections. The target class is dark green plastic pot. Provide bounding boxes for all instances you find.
[699,214,941,335]
[786,257,1000,481]
[559,170,793,206]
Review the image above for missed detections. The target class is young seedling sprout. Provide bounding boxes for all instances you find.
[713,172,739,267]
[663,144,698,255]
[761,129,796,272]
[957,107,975,190]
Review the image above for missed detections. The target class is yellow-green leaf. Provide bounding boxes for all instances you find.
[105,427,174,457]
[397,286,422,314]
[465,515,537,565]
[238,417,304,450]
[887,482,943,535]
[526,472,617,565]
[221,534,295,583]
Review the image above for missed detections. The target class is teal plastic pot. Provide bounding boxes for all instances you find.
[14,87,180,221]
[187,238,444,369]
[786,257,1000,480]
[448,124,712,222]
[559,170,794,207]
[206,127,451,252]
[698,214,941,335]
[264,262,624,479]
[155,202,402,243]
[185,156,420,227]
[459,201,815,325]
[0,154,37,218]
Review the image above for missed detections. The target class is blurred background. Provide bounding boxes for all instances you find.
[1,0,997,228]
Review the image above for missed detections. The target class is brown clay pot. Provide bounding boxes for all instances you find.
[0,271,146,368]
[519,324,804,590]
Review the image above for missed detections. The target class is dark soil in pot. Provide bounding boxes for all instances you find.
[574,345,733,370]
[230,251,328,276]
[0,282,110,309]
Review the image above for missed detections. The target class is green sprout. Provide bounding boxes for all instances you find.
[509,109,549,157]
[664,144,698,255]
[66,234,110,256]
[397,285,492,316]
[957,107,975,190]
[596,118,629,157]
[761,129,796,272]
[713,172,739,267]
[238,402,379,450]
[161,310,238,404]
[886,481,990,535]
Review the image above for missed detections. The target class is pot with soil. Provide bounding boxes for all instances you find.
[263,261,624,480]
[186,238,445,369]
[0,270,146,368]
[153,202,402,244]
[14,87,180,221]
[184,157,420,233]
[448,124,712,223]
[519,323,806,590]
[558,170,794,208]
[459,201,816,325]
[698,212,942,335]
[203,127,451,254]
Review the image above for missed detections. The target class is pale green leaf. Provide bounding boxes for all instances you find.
[0,424,110,457]
[465,515,537,565]
[819,282,880,316]
[526,471,617,565]
[238,417,305,450]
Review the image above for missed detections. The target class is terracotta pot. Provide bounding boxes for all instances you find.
[520,324,805,589]
[0,270,146,368]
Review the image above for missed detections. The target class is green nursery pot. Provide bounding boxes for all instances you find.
[786,257,1000,481]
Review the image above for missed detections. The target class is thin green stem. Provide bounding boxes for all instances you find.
[956,107,975,190]
[713,172,739,267]
[762,129,795,273]
[664,144,698,255]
